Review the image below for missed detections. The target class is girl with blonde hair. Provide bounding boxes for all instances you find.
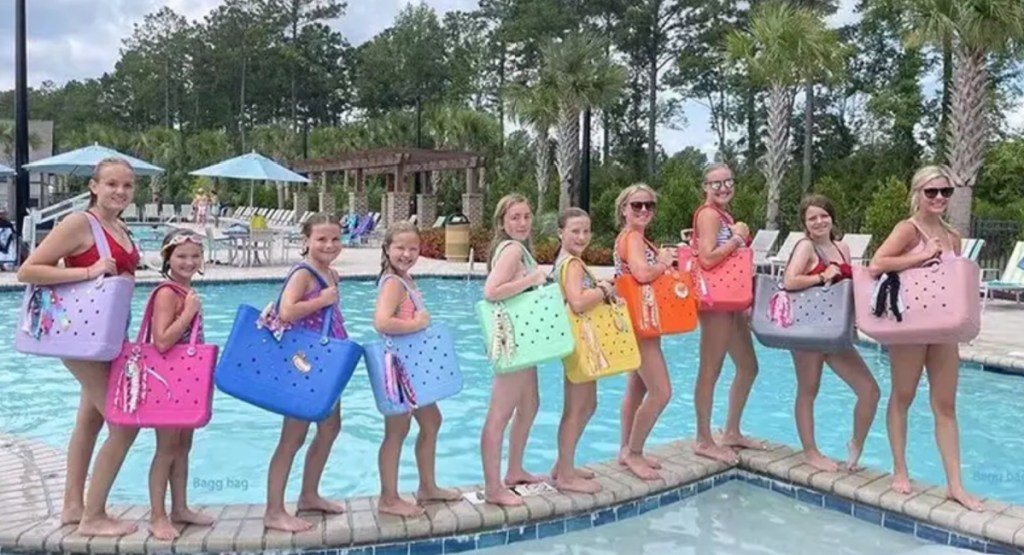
[868,165,981,511]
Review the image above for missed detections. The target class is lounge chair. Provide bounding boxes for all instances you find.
[842,233,872,265]
[179,204,194,223]
[981,241,1024,311]
[143,203,159,222]
[768,232,806,276]
[122,204,139,221]
[160,204,176,222]
[961,237,985,262]
[750,229,780,272]
[432,216,446,228]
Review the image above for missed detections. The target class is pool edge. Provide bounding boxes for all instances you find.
[2,438,1022,555]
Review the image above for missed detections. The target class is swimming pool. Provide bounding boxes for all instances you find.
[1,278,1021,506]
[480,481,957,555]
[126,223,172,252]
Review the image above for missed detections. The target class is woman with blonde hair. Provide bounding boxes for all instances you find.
[868,165,981,510]
[613,183,676,480]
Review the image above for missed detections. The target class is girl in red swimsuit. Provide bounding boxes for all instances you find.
[782,195,879,473]
[17,158,141,538]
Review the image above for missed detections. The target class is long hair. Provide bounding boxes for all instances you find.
[556,207,589,256]
[799,194,842,241]
[908,165,956,234]
[299,212,342,256]
[88,158,134,208]
[614,183,658,228]
[488,194,533,270]
[379,221,420,280]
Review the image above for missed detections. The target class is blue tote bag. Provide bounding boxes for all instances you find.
[363,275,463,416]
[214,264,364,422]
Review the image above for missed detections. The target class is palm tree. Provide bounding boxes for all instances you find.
[505,81,558,215]
[726,1,845,229]
[902,0,1024,234]
[540,33,626,212]
[132,126,180,204]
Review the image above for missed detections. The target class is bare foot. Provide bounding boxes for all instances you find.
[947,488,985,512]
[554,475,602,494]
[617,447,662,469]
[845,440,864,471]
[416,486,460,503]
[149,516,179,541]
[504,470,543,487]
[61,505,83,526]
[378,496,425,517]
[694,441,740,465]
[297,494,345,514]
[804,451,840,472]
[622,452,661,481]
[551,466,597,480]
[76,516,138,537]
[720,431,766,450]
[263,510,313,532]
[890,473,912,495]
[484,488,524,507]
[170,507,215,526]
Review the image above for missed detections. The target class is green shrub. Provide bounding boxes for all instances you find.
[864,177,909,251]
[812,176,854,235]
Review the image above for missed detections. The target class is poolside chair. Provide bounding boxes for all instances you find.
[343,215,373,246]
[768,232,805,276]
[842,233,872,265]
[432,216,446,228]
[179,204,194,223]
[980,241,1024,311]
[121,204,139,222]
[143,203,159,222]
[750,229,780,272]
[160,204,176,222]
[961,237,986,262]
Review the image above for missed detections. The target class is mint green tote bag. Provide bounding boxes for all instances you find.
[476,241,574,374]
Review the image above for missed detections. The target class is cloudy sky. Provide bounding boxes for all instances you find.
[0,0,1018,156]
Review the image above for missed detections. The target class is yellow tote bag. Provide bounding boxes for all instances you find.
[558,256,642,383]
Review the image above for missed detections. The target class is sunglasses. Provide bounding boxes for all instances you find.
[922,187,954,199]
[629,201,657,212]
[705,178,735,191]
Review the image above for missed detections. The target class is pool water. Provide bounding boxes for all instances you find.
[126,224,172,252]
[1,278,1021,506]
[480,481,968,554]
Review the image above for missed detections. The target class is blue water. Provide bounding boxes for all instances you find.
[126,224,171,252]
[1,278,1021,506]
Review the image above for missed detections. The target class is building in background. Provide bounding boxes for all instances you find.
[0,119,55,211]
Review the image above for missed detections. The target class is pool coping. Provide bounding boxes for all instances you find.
[2,439,1023,555]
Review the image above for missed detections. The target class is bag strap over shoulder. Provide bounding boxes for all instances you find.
[378,273,424,313]
[557,254,597,289]
[137,281,203,347]
[83,211,114,259]
[493,239,538,271]
[276,262,337,340]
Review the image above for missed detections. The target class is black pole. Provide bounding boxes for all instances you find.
[14,0,30,245]
[580,107,591,212]
[302,118,309,159]
[413,97,422,215]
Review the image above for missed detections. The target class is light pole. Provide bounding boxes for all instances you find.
[14,0,30,245]
[580,108,591,211]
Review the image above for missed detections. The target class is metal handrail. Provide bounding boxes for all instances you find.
[21,191,91,254]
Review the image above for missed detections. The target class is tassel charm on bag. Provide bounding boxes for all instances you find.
[640,284,660,331]
[768,290,794,328]
[489,304,516,363]
[581,318,610,376]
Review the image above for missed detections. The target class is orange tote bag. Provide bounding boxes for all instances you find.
[613,231,699,339]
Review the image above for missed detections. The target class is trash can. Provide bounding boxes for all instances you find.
[445,213,471,262]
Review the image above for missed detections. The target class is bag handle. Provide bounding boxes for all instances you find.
[494,239,539,270]
[276,262,338,341]
[378,273,425,313]
[135,282,204,351]
[83,211,115,260]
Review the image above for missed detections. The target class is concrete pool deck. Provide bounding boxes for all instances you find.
[2,433,1024,554]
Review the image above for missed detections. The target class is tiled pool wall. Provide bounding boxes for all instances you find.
[1,468,1018,555]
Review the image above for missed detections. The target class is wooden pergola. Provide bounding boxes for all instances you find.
[293,148,487,229]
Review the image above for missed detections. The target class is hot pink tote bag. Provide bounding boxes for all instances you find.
[105,282,217,428]
[678,205,753,312]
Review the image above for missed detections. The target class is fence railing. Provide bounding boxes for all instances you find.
[972,219,1021,272]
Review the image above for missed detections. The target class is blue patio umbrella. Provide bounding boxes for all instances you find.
[189,151,309,207]
[22,143,164,177]
[0,162,14,177]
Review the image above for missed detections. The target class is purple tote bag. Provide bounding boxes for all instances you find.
[14,212,135,362]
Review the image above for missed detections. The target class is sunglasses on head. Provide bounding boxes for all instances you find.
[922,187,954,199]
[629,201,657,212]
[705,178,735,191]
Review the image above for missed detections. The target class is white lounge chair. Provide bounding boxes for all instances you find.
[961,237,985,262]
[750,229,780,271]
[768,232,806,276]
[160,204,176,222]
[122,204,139,221]
[842,233,872,265]
[143,203,159,222]
[180,204,194,223]
[981,241,1024,311]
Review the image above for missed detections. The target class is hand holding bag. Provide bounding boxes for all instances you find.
[364,275,463,415]
[476,241,574,374]
[613,231,698,338]
[751,241,855,353]
[214,264,364,421]
[558,256,641,383]
[14,212,135,361]
[105,282,217,428]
